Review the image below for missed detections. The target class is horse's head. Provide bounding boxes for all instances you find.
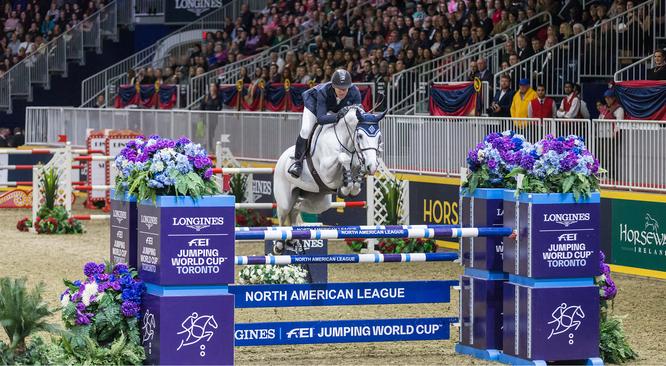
[341,105,386,175]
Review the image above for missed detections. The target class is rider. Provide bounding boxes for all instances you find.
[288,69,362,178]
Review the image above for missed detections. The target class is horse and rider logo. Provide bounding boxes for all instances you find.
[645,213,659,232]
[547,303,585,344]
[142,310,156,344]
[177,312,218,357]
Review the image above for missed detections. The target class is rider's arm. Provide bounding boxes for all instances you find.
[316,94,338,124]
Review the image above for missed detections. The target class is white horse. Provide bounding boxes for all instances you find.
[273,105,385,252]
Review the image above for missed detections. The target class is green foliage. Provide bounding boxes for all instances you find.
[346,238,436,254]
[41,167,60,210]
[600,313,638,364]
[117,169,218,204]
[0,277,58,356]
[378,177,402,225]
[0,336,51,365]
[42,332,145,365]
[32,206,84,234]
[464,165,506,193]
[229,173,247,202]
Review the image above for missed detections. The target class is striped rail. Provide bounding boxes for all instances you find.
[235,252,459,265]
[235,224,457,231]
[212,167,275,174]
[0,148,104,155]
[0,164,84,170]
[235,227,514,241]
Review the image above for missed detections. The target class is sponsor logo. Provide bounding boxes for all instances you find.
[557,233,578,241]
[113,209,127,224]
[618,212,666,247]
[252,180,272,201]
[188,238,209,247]
[172,217,225,232]
[142,310,156,344]
[543,213,591,227]
[177,312,218,357]
[234,328,275,340]
[547,303,585,344]
[173,0,222,16]
[141,215,158,230]
[286,328,314,339]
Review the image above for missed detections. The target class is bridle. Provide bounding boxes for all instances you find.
[335,105,382,172]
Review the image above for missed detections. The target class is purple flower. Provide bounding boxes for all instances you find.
[204,168,213,179]
[121,301,140,317]
[193,156,212,169]
[83,262,102,277]
[560,153,578,171]
[75,315,91,325]
[178,136,191,145]
[96,273,109,282]
[487,159,498,170]
[109,281,121,291]
[520,154,535,170]
[113,263,129,274]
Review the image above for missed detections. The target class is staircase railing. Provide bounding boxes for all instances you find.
[0,0,127,113]
[80,0,266,107]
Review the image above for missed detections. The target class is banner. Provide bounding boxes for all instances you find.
[114,84,178,109]
[429,83,478,116]
[164,0,230,24]
[408,181,460,226]
[611,198,666,271]
[614,80,666,120]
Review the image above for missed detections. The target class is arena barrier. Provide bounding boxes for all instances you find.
[234,252,459,265]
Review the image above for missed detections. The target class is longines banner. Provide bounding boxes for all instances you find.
[165,0,231,24]
[611,199,666,271]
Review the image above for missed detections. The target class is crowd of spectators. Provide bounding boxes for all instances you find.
[0,127,24,147]
[0,0,108,77]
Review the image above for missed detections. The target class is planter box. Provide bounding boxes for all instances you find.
[503,191,600,278]
[110,190,137,268]
[142,289,234,365]
[137,195,236,286]
[456,268,507,360]
[459,188,504,271]
[501,276,600,363]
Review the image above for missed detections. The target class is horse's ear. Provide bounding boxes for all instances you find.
[360,111,387,123]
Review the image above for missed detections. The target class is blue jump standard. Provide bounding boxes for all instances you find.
[455,344,502,361]
[235,227,513,241]
[497,353,604,366]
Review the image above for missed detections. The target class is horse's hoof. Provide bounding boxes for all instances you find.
[340,187,351,196]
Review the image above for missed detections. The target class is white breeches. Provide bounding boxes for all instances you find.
[299,108,317,138]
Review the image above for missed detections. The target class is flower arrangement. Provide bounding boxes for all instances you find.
[595,251,637,364]
[346,237,436,254]
[510,134,603,200]
[238,264,309,285]
[17,167,83,234]
[235,209,273,227]
[114,135,219,202]
[464,131,534,193]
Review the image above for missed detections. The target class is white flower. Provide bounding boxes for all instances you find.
[61,293,70,307]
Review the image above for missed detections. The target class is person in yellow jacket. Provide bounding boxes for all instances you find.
[510,78,537,128]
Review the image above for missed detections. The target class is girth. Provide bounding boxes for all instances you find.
[304,125,336,193]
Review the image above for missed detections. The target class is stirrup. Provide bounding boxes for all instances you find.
[288,161,303,177]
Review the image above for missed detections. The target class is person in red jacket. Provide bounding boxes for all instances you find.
[527,84,557,120]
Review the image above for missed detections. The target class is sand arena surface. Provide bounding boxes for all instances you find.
[0,207,664,365]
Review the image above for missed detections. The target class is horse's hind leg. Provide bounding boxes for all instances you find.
[274,189,300,254]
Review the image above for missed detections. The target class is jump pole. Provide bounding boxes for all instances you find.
[235,252,458,265]
[235,227,513,241]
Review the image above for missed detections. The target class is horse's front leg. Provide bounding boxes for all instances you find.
[337,152,354,196]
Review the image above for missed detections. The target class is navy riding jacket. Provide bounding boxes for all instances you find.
[303,82,362,124]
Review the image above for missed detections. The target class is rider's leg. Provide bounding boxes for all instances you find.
[288,108,316,178]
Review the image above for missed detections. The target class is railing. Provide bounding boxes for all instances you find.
[24,107,666,193]
[496,0,659,98]
[80,0,267,107]
[0,1,127,113]
[386,11,553,114]
[186,0,374,109]
[387,38,506,114]
[613,53,656,81]
[134,0,164,16]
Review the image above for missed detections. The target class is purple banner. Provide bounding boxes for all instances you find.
[110,195,137,268]
[503,283,599,361]
[142,293,234,365]
[504,198,600,278]
[138,203,236,285]
[461,191,504,271]
[459,275,504,351]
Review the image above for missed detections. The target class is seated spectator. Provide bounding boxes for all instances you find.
[9,127,24,147]
[475,57,493,83]
[557,81,581,118]
[96,94,106,108]
[238,66,251,83]
[510,78,537,118]
[489,74,514,117]
[0,128,9,147]
[527,84,557,119]
[647,49,666,80]
[200,83,221,111]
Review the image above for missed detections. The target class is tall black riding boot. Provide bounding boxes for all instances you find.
[288,136,307,178]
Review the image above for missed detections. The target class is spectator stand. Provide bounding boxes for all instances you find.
[186,0,374,109]
[386,10,553,115]
[0,0,132,114]
[495,0,662,99]
[113,83,179,109]
[80,0,265,108]
[429,81,490,117]
[188,80,375,113]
